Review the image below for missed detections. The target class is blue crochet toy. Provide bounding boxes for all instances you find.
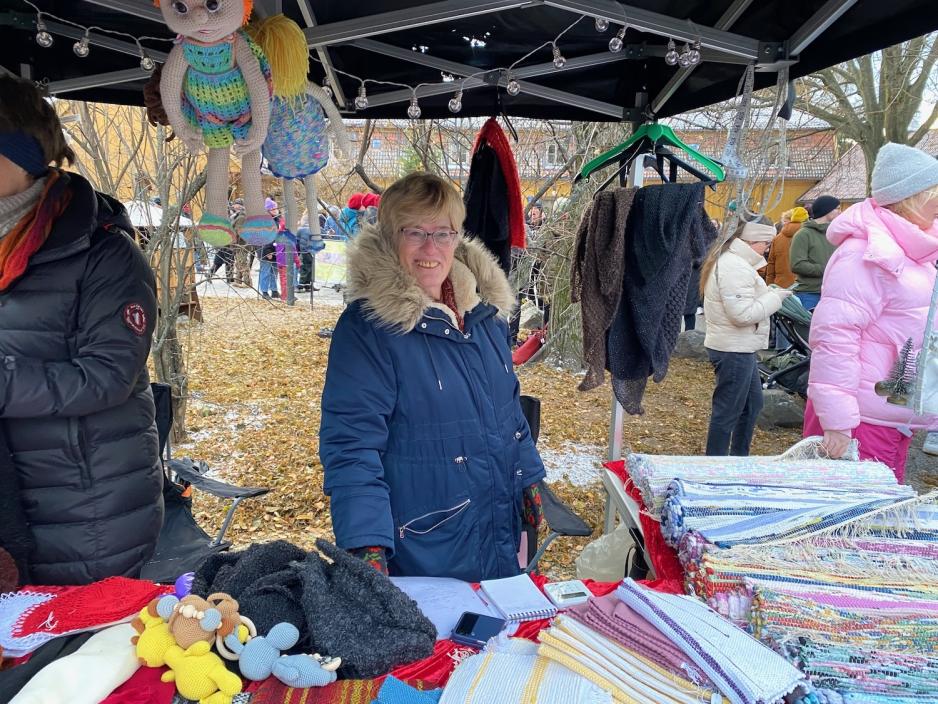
[223,623,340,688]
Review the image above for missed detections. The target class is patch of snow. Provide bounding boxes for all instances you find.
[539,442,605,486]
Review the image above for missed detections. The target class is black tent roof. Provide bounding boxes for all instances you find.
[3,0,937,121]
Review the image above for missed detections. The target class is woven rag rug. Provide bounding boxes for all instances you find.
[685,492,938,701]
[625,452,899,514]
[614,579,807,704]
[752,583,938,699]
[660,479,915,548]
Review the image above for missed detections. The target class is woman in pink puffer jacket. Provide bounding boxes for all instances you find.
[805,142,938,481]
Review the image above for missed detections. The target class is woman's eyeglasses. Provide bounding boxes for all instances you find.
[400,227,459,248]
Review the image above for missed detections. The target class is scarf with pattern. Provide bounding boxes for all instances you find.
[0,169,71,292]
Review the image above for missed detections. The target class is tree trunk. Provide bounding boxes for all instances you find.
[151,320,189,444]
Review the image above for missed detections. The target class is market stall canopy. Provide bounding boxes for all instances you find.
[122,200,194,228]
[3,0,937,121]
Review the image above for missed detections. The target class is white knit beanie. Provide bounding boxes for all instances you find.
[871,142,938,206]
[740,222,776,243]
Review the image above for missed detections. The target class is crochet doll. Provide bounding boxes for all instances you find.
[156,0,276,248]
[249,15,351,252]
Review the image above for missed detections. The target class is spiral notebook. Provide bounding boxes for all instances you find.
[479,574,557,622]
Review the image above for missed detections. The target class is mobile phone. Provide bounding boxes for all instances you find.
[450,611,506,649]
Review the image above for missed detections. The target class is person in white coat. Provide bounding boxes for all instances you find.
[699,221,792,455]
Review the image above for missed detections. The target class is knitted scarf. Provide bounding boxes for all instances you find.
[0,169,71,292]
[438,277,464,331]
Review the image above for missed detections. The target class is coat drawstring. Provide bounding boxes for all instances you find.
[423,334,444,390]
[481,321,511,375]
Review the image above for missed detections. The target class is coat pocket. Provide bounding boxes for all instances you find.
[67,417,92,490]
[393,497,481,580]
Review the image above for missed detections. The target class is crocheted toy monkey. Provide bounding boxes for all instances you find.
[155,0,276,247]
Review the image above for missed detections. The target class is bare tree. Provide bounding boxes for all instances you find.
[58,101,204,440]
[799,33,938,189]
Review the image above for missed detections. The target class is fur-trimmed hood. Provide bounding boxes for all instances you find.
[345,223,516,334]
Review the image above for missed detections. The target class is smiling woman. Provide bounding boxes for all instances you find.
[318,172,546,581]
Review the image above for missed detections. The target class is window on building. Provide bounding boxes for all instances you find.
[545,142,561,166]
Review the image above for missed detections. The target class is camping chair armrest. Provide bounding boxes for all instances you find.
[540,481,592,537]
[168,459,269,500]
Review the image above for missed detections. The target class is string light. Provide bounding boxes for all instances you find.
[448,89,463,113]
[678,42,693,67]
[35,14,53,47]
[608,27,625,53]
[665,38,679,65]
[688,40,702,65]
[551,44,566,69]
[140,51,156,72]
[594,17,609,32]
[321,79,334,101]
[354,83,368,110]
[506,75,521,96]
[407,93,422,119]
[73,29,90,57]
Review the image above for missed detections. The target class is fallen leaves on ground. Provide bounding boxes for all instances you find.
[177,297,801,578]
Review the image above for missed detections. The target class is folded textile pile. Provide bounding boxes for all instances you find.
[0,577,171,658]
[565,594,713,688]
[192,539,437,679]
[439,636,612,703]
[538,615,724,703]
[615,579,807,704]
[661,479,915,548]
[625,453,899,514]
[752,584,938,700]
[684,493,938,701]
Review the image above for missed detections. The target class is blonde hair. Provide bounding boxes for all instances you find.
[781,209,792,224]
[699,222,746,297]
[378,172,465,244]
[885,185,938,228]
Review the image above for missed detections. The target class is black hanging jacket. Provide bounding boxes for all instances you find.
[0,173,163,585]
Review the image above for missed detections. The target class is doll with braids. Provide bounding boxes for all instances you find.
[156,0,276,247]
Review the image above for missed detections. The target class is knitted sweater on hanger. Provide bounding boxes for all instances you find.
[606,183,717,414]
[571,188,638,391]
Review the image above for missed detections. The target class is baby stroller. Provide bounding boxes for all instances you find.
[760,297,812,398]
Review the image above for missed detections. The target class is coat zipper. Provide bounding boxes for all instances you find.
[399,498,471,539]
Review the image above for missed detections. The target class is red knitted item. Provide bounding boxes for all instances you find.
[15,577,171,637]
[438,277,464,331]
[471,118,525,249]
[0,169,71,292]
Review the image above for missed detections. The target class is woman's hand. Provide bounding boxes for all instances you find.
[821,430,852,459]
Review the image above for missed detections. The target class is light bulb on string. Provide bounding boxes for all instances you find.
[354,84,368,110]
[552,44,566,69]
[678,43,692,67]
[448,90,463,114]
[321,80,334,101]
[407,94,421,119]
[664,38,679,65]
[595,17,609,32]
[73,31,91,58]
[506,75,521,96]
[688,40,701,65]
[35,15,53,48]
[140,51,156,72]
[609,27,625,53]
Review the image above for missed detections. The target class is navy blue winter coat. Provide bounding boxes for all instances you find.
[319,225,544,581]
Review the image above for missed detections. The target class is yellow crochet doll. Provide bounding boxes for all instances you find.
[155,0,276,247]
[162,640,244,704]
[131,598,175,668]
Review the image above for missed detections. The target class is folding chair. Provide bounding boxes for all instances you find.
[140,383,270,583]
[519,395,593,573]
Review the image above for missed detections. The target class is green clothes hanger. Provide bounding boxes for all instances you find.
[577,122,726,183]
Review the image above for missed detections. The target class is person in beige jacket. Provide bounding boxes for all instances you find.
[700,221,792,455]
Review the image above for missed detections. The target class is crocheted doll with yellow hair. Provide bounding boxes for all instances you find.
[155,0,276,247]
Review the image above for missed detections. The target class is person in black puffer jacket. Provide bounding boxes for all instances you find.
[0,75,163,585]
